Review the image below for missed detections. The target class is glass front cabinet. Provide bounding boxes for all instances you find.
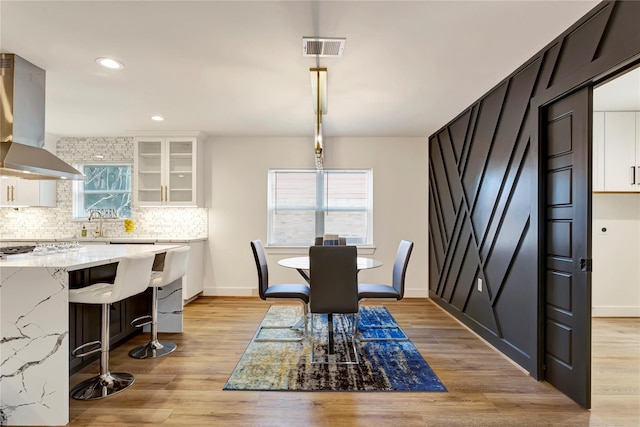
[133,136,202,206]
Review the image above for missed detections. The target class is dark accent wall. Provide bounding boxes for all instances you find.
[428,0,640,376]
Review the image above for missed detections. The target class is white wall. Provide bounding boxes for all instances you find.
[203,136,429,297]
[592,193,640,316]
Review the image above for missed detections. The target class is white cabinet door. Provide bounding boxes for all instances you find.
[165,138,197,206]
[134,136,201,206]
[183,240,204,302]
[603,112,637,192]
[636,112,640,189]
[593,112,605,192]
[26,180,56,206]
[0,177,15,206]
[0,177,55,207]
[134,138,164,205]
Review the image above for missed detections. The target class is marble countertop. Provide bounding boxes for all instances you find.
[1,236,207,243]
[0,243,183,270]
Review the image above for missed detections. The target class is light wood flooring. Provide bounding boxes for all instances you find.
[68,297,640,426]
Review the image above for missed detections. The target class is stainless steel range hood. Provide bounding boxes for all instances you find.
[1,53,84,180]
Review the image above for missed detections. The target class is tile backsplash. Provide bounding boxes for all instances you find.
[0,137,207,240]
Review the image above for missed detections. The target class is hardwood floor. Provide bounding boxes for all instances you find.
[68,297,640,426]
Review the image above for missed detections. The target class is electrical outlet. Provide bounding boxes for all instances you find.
[477,278,482,292]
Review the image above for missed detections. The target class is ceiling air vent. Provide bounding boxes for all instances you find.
[302,37,346,57]
[0,57,12,69]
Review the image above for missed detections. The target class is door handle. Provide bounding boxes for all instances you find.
[631,167,636,185]
[10,185,15,202]
[579,258,592,272]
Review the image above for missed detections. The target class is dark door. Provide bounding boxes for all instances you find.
[543,87,592,408]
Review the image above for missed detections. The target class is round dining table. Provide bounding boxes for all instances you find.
[278,254,382,355]
[278,256,382,284]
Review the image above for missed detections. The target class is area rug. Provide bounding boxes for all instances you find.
[223,305,447,392]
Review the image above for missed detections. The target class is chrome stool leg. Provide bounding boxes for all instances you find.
[129,286,177,359]
[70,303,135,400]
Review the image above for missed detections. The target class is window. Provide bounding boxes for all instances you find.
[267,169,372,246]
[73,164,132,219]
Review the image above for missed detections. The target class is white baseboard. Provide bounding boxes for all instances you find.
[203,286,255,296]
[592,306,640,317]
[403,289,429,298]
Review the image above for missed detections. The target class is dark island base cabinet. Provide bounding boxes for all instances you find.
[68,263,152,374]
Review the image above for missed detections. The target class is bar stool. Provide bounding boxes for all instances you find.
[69,252,155,400]
[129,246,190,359]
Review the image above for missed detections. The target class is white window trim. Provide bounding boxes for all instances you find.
[72,163,132,220]
[267,168,373,246]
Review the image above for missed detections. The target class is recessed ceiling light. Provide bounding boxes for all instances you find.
[151,115,164,121]
[96,57,124,70]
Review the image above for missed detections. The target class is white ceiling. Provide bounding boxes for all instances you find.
[1,0,601,139]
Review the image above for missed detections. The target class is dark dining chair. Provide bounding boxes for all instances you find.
[314,236,347,245]
[309,245,359,364]
[251,239,310,341]
[357,240,413,340]
[358,239,413,301]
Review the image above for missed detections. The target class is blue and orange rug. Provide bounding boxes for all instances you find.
[223,305,447,392]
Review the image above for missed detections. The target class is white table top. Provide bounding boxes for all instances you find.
[0,244,183,271]
[278,256,383,271]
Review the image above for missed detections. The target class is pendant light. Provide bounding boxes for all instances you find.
[310,68,327,170]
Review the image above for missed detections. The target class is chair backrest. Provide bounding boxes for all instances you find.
[392,240,414,299]
[250,239,269,300]
[155,246,191,286]
[309,245,358,314]
[110,252,155,302]
[314,236,347,245]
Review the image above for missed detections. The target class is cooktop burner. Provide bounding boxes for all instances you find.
[0,245,36,256]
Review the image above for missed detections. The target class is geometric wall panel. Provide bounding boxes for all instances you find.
[428,0,640,377]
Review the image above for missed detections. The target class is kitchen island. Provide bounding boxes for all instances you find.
[1,236,207,303]
[0,244,183,426]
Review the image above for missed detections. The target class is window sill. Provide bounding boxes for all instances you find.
[265,245,376,256]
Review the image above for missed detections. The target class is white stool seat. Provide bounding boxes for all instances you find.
[149,246,190,287]
[69,253,156,305]
[129,246,190,359]
[69,252,155,400]
[69,283,114,304]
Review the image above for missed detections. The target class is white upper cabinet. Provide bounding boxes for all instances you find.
[0,177,56,207]
[593,112,605,192]
[593,111,640,192]
[134,136,203,206]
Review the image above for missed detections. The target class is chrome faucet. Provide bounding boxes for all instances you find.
[88,209,104,237]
